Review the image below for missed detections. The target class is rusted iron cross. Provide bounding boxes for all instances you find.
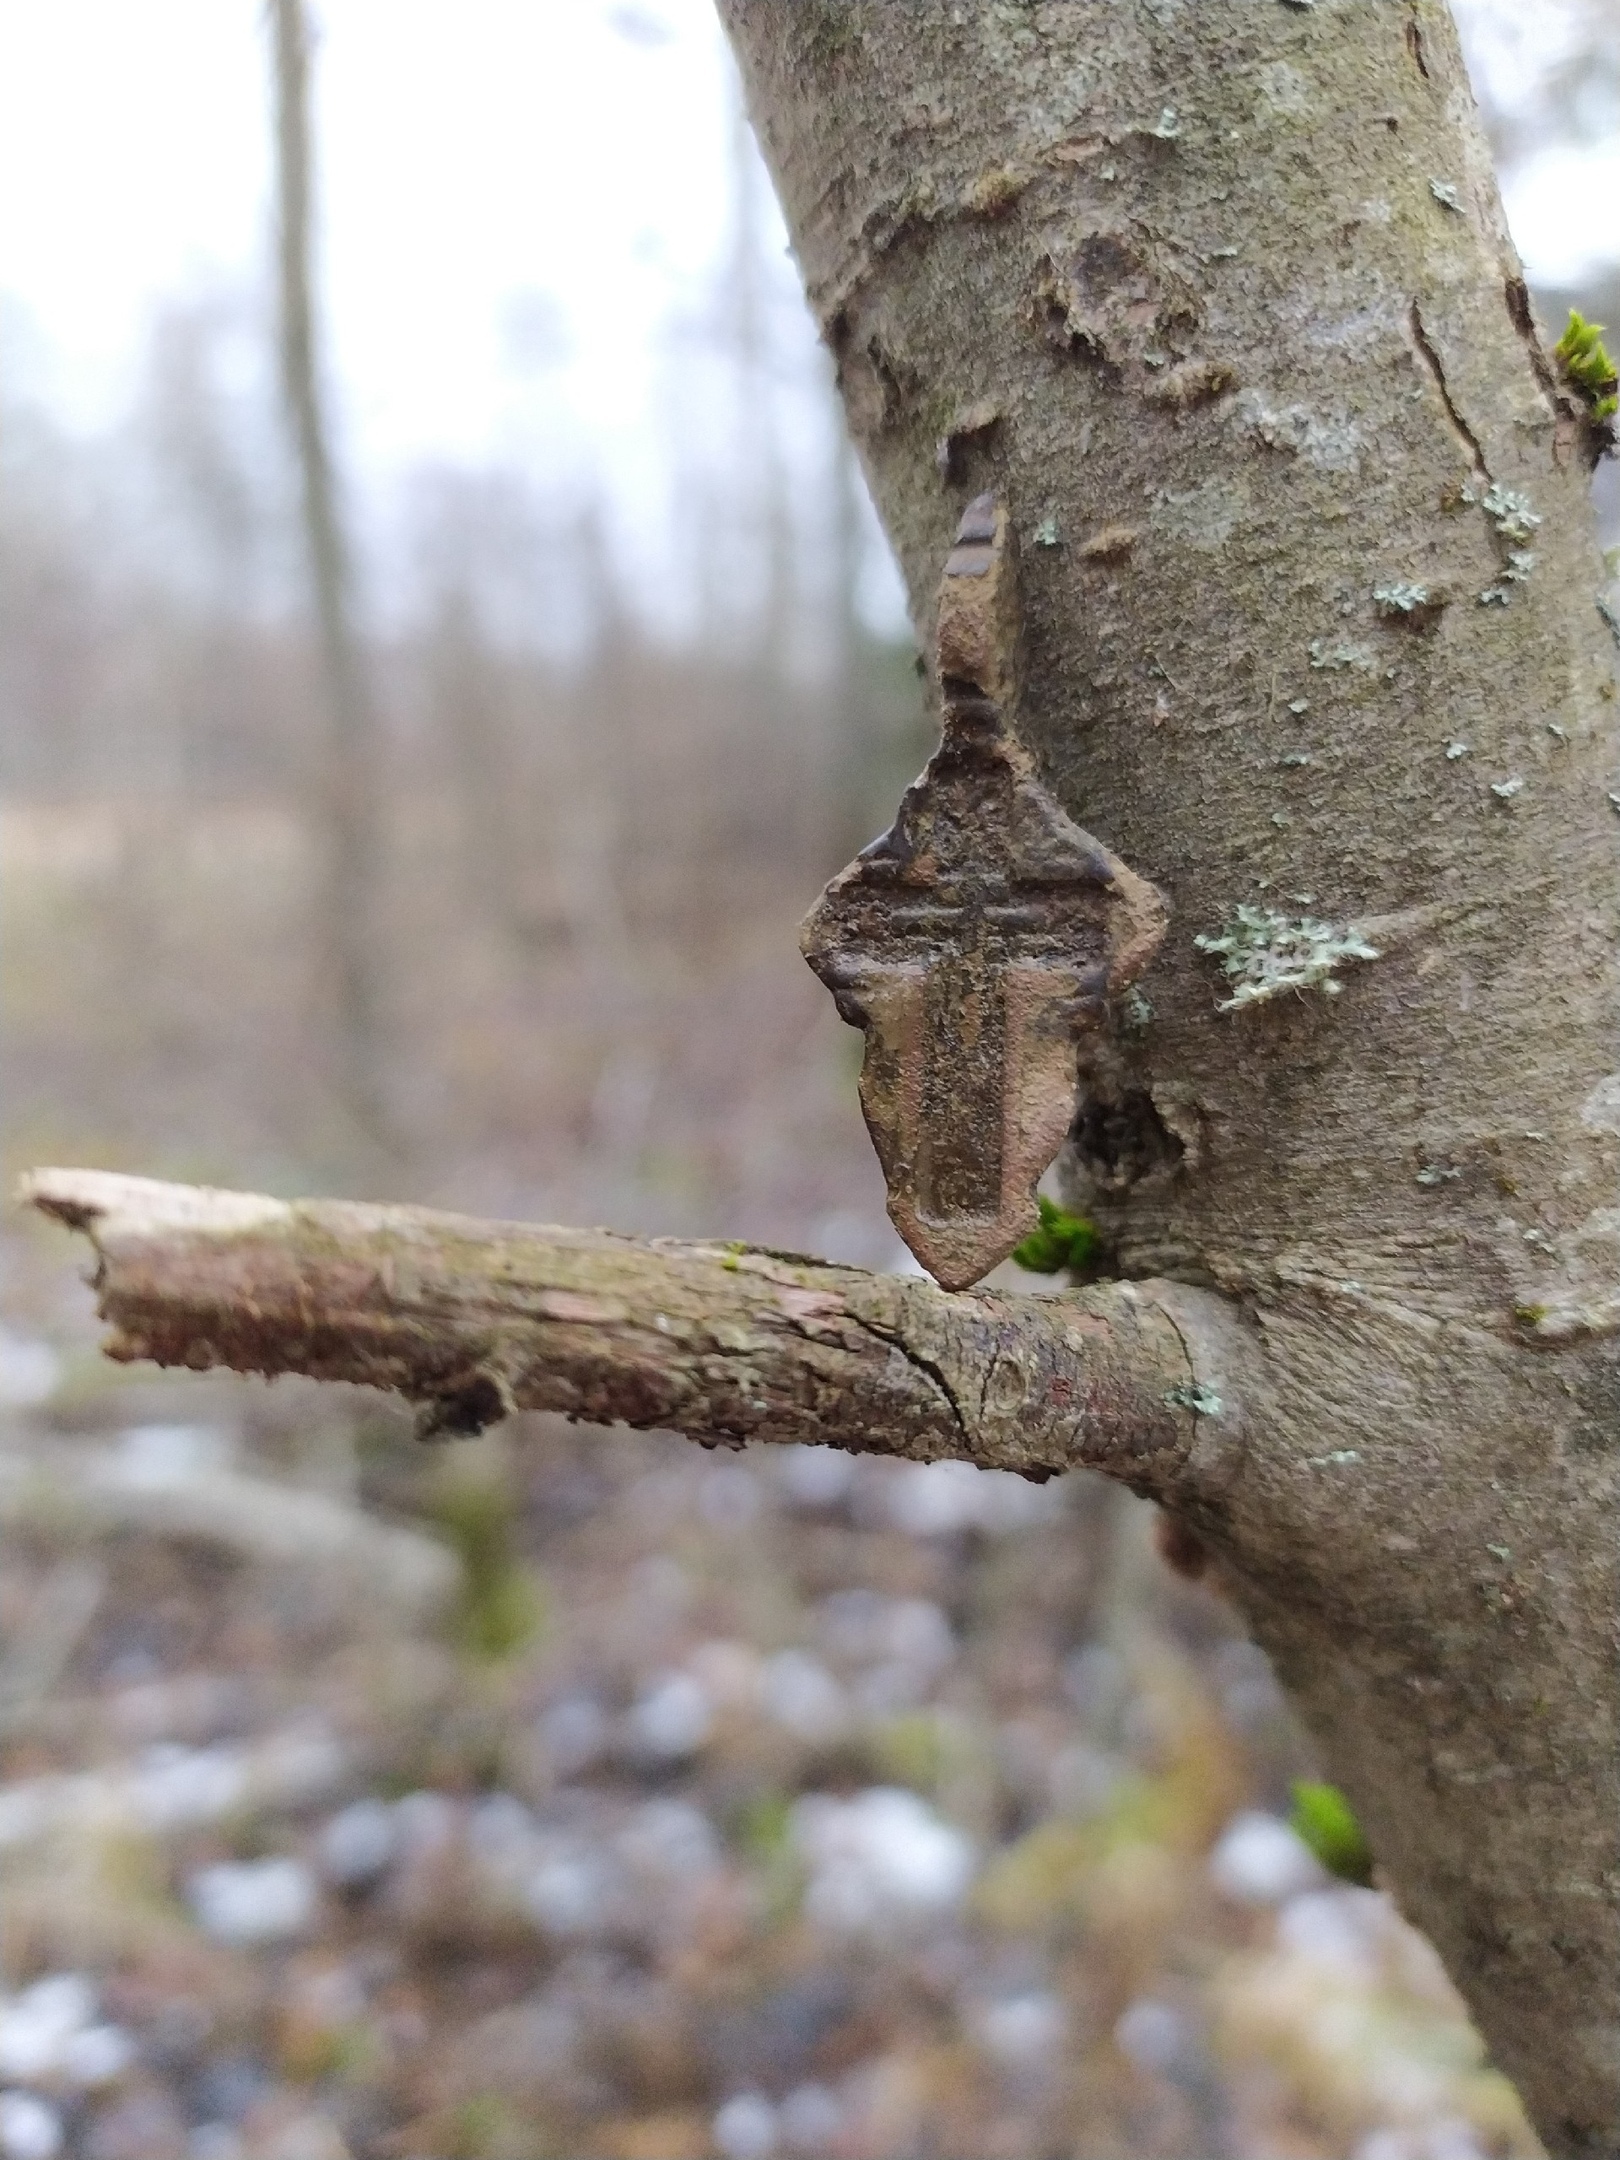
[802,494,1164,1289]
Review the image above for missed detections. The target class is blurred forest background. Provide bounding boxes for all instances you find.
[0,5,1617,2159]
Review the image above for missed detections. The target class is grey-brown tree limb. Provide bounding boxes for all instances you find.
[18,3,1620,2151]
[17,1169,1219,1485]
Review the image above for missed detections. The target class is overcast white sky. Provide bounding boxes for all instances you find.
[0,1,753,499]
[0,1,1615,561]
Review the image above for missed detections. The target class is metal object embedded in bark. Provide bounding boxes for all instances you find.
[801,493,1166,1290]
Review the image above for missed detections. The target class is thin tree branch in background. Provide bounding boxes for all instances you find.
[19,1169,1212,1495]
[268,0,391,1152]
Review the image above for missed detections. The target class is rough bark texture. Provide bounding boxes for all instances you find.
[20,1168,1225,1492]
[718,4,1620,2152]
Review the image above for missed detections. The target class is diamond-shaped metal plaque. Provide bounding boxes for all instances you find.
[802,494,1164,1289]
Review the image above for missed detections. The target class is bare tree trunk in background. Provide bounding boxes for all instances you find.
[728,84,793,679]
[570,505,657,1179]
[268,0,392,1155]
[27,3,1620,2150]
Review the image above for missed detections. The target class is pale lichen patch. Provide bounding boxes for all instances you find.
[1195,906,1381,1012]
[1479,552,1537,606]
[1477,484,1541,544]
[1373,582,1444,627]
[1463,482,1542,604]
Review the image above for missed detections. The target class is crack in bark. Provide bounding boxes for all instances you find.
[1409,298,1487,475]
[845,1308,973,1450]
[1403,5,1431,82]
[1151,1293,1198,1401]
[1504,276,1561,417]
[1503,275,1580,468]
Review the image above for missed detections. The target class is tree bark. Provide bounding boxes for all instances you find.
[20,3,1620,2148]
[715,5,1620,2153]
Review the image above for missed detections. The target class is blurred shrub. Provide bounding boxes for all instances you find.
[430,1472,546,1663]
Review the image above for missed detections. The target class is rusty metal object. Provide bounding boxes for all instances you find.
[802,493,1166,1289]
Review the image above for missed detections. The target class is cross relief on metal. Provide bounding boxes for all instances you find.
[802,493,1166,1290]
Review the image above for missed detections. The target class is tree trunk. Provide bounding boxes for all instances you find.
[718,4,1619,2151]
[269,0,392,1154]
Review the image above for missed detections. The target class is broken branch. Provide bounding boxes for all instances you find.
[19,1169,1215,1495]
